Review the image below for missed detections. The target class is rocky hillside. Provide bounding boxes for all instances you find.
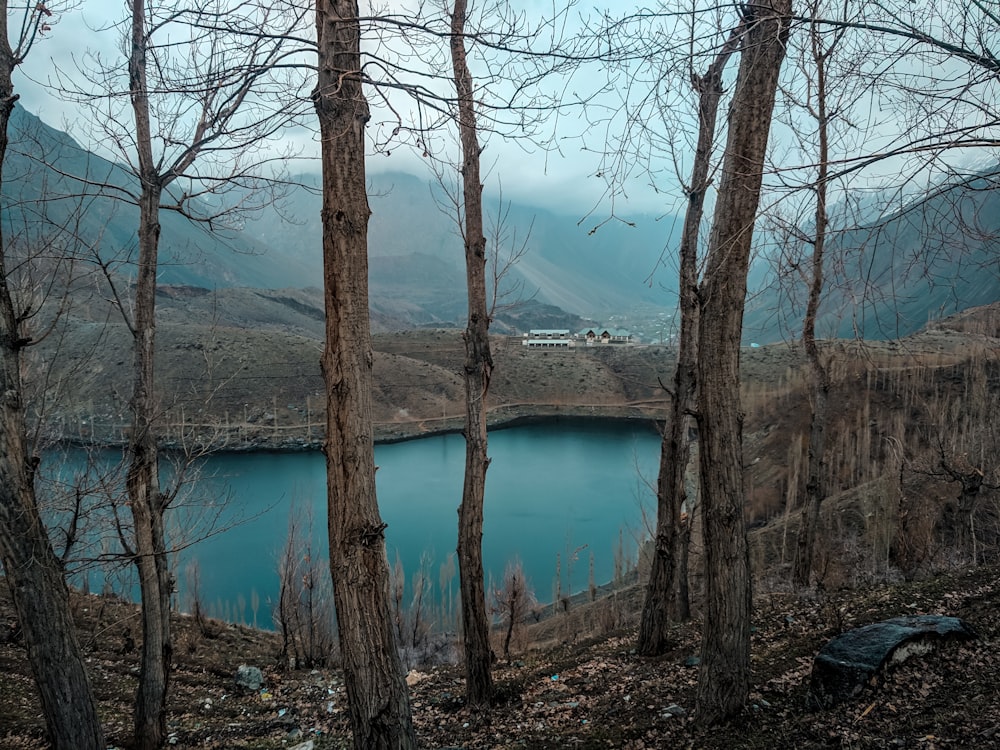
[1,541,998,748]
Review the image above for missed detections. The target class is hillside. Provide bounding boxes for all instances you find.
[3,105,675,332]
[7,106,998,341]
[745,168,1000,343]
[29,300,1000,605]
[1,108,317,291]
[4,304,1000,748]
[241,169,679,322]
[32,284,808,452]
[2,562,998,749]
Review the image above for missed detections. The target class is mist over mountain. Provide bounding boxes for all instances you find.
[242,169,681,326]
[5,104,995,339]
[2,106,318,290]
[745,170,1000,343]
[3,105,678,331]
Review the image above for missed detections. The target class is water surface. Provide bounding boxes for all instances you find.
[55,420,659,625]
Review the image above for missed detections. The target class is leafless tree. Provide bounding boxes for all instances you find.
[47,1,310,745]
[765,0,858,587]
[447,0,499,707]
[0,2,105,746]
[490,558,535,661]
[693,0,791,723]
[759,0,1000,341]
[364,0,581,708]
[740,0,1000,581]
[638,12,747,656]
[313,1,417,746]
[276,505,338,669]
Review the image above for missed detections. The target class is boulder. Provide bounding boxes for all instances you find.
[234,664,264,692]
[809,614,976,707]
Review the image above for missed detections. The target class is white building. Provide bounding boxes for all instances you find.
[522,329,573,348]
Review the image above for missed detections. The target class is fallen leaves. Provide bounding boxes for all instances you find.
[2,564,1000,749]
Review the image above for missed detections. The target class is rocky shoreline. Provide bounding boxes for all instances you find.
[61,403,666,455]
[375,404,663,446]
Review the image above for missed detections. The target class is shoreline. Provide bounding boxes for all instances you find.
[58,403,665,455]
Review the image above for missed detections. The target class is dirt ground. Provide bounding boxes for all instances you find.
[2,563,999,749]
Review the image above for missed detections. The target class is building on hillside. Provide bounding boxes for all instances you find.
[576,327,633,345]
[522,329,573,348]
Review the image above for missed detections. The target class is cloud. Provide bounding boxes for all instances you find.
[12,0,669,220]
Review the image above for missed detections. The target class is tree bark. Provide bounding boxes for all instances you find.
[638,21,744,656]
[126,0,173,745]
[0,18,105,748]
[0,465,106,750]
[695,0,791,725]
[450,0,495,708]
[127,181,172,748]
[793,18,832,588]
[313,2,417,747]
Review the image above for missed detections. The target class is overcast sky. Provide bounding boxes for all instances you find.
[12,0,688,220]
[14,0,992,229]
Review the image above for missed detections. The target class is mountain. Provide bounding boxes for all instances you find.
[12,104,994,340]
[243,169,681,324]
[2,106,318,290]
[3,106,678,331]
[745,170,1000,342]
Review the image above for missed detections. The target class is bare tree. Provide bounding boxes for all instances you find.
[694,0,791,723]
[371,0,576,707]
[0,3,105,747]
[638,15,746,656]
[313,1,416,746]
[449,0,496,708]
[788,0,846,587]
[276,505,338,668]
[746,0,1000,581]
[908,371,1000,563]
[491,558,535,661]
[759,0,1000,342]
[46,1,309,745]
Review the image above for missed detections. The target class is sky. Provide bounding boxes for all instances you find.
[11,0,685,220]
[12,0,996,226]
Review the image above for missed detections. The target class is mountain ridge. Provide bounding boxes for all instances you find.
[3,105,678,330]
[5,104,997,339]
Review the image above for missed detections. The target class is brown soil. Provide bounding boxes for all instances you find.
[2,565,998,749]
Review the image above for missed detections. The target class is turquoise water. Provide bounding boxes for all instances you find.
[49,420,659,625]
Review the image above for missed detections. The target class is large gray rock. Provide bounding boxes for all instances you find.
[809,615,976,707]
[234,664,264,692]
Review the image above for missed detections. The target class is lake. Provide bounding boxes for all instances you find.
[50,420,660,626]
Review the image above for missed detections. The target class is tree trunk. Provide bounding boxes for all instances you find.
[0,25,105,748]
[0,473,106,750]
[313,2,416,747]
[126,0,173,744]
[128,156,172,750]
[793,17,832,589]
[695,0,791,725]
[676,441,699,621]
[638,21,744,656]
[450,0,495,708]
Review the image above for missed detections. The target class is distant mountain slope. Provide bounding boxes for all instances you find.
[745,171,1000,342]
[17,105,995,341]
[2,106,317,290]
[244,170,682,321]
[4,106,677,329]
